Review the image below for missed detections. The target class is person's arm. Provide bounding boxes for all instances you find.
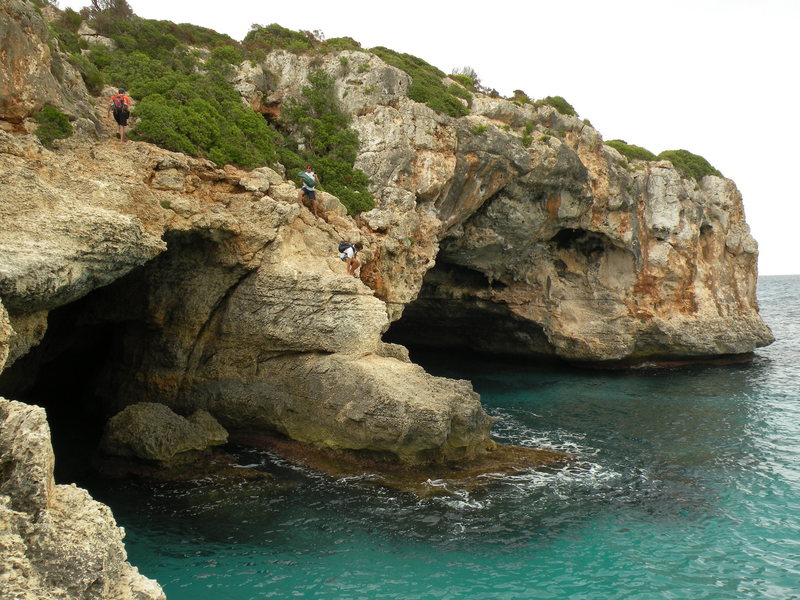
[314,173,320,185]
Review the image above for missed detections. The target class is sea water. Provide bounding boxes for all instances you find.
[85,276,800,599]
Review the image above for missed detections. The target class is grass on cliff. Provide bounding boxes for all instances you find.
[657,149,722,180]
[605,140,722,180]
[533,95,578,117]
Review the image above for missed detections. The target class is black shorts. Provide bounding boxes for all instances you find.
[302,188,316,200]
[113,108,130,126]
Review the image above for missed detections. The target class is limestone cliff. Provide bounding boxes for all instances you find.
[0,0,772,458]
[0,3,775,595]
[240,51,773,362]
[0,398,164,600]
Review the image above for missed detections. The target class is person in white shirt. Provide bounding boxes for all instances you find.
[339,242,363,277]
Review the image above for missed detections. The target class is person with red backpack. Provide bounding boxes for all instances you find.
[108,88,132,142]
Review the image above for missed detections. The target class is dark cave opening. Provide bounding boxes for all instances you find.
[0,296,133,484]
[0,230,249,484]
[384,262,556,359]
[550,227,610,257]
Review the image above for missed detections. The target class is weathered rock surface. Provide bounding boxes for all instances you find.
[239,50,773,362]
[0,398,164,600]
[100,402,228,463]
[0,4,775,596]
[0,0,96,127]
[205,352,493,463]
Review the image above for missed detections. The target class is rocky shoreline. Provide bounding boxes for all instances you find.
[0,1,773,597]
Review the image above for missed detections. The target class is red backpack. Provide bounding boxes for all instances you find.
[112,94,128,112]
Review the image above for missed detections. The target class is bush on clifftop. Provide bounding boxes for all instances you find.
[534,95,578,117]
[657,149,722,180]
[605,139,657,161]
[371,47,469,117]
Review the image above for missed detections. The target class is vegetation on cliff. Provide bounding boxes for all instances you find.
[605,139,722,180]
[33,105,73,148]
[656,149,722,180]
[41,0,719,200]
[281,70,374,214]
[371,47,470,117]
[43,1,373,213]
[606,139,658,161]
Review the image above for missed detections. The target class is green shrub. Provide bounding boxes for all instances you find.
[448,83,472,102]
[49,22,87,55]
[243,23,314,55]
[34,105,73,148]
[534,95,578,116]
[210,45,243,65]
[87,40,280,168]
[61,8,83,32]
[471,124,488,135]
[68,53,104,95]
[605,139,656,161]
[327,37,362,52]
[449,74,476,91]
[521,134,533,147]
[510,89,530,104]
[281,70,374,215]
[371,46,468,117]
[657,149,722,180]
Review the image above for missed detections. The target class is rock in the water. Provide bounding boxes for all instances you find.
[100,402,228,463]
[206,352,494,464]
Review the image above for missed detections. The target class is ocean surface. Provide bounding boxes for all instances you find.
[85,275,800,599]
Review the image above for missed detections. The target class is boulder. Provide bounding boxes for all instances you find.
[100,403,228,463]
[0,398,164,600]
[206,352,494,464]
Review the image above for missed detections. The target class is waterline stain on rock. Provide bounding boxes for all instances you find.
[230,430,573,497]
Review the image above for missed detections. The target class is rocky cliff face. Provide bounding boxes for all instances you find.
[0,398,164,600]
[0,0,773,457]
[241,51,773,362]
[0,3,774,595]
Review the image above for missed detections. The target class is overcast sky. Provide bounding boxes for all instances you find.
[60,0,800,275]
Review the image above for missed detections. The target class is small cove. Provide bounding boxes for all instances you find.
[76,276,800,599]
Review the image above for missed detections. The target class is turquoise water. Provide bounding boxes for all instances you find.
[89,276,800,599]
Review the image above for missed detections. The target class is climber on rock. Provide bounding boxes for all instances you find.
[338,241,363,277]
[297,165,321,218]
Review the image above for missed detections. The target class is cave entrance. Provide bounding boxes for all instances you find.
[0,230,246,485]
[0,294,135,484]
[384,262,556,361]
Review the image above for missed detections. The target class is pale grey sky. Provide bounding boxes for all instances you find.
[59,0,800,275]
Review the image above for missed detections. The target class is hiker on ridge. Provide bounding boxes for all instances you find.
[297,164,321,218]
[109,88,132,142]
